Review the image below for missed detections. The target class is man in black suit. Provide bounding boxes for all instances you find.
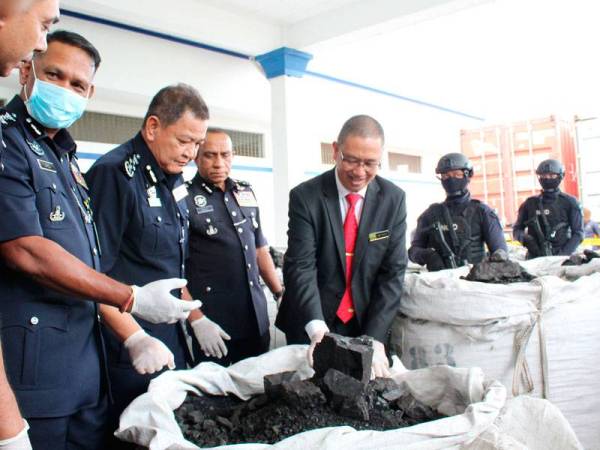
[275,115,407,378]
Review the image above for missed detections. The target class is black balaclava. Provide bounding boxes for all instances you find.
[539,177,561,192]
[442,177,469,197]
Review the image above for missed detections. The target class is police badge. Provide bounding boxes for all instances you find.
[194,195,207,208]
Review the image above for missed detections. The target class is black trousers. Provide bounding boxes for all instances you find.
[28,396,108,450]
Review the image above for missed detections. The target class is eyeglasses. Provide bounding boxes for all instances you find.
[437,170,467,180]
[339,151,381,171]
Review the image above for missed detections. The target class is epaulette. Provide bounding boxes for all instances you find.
[122,153,141,179]
[234,179,252,190]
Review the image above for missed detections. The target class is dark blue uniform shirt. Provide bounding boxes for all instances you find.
[0,96,103,418]
[84,132,190,368]
[185,174,269,339]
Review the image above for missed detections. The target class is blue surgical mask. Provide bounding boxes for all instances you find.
[24,61,89,129]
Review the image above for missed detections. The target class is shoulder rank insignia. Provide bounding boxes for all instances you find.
[27,140,45,156]
[123,153,141,178]
[0,111,16,127]
[234,179,251,190]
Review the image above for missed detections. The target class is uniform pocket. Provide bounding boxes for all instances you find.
[34,177,72,231]
[1,306,69,389]
[140,209,176,256]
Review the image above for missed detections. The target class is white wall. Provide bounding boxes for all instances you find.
[0,13,481,247]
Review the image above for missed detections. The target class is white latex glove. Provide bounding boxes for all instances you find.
[123,330,175,375]
[371,339,391,379]
[130,278,202,324]
[305,320,329,367]
[191,316,231,359]
[0,421,32,450]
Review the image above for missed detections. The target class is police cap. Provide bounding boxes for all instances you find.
[435,153,474,177]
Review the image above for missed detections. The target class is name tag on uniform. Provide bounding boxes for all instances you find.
[234,190,257,207]
[369,230,390,242]
[172,184,188,202]
[37,159,56,173]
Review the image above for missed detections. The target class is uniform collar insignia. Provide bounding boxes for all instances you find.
[25,117,43,136]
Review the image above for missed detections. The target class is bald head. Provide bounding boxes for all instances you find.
[336,115,385,147]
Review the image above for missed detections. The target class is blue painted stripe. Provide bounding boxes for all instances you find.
[60,9,251,60]
[61,9,483,120]
[305,70,485,121]
[233,165,273,173]
[77,152,105,159]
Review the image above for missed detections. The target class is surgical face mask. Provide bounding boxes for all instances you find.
[442,177,469,196]
[539,177,561,191]
[24,61,89,129]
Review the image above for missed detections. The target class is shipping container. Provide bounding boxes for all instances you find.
[575,117,600,219]
[461,116,579,227]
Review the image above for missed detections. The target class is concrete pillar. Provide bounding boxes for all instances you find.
[256,47,313,247]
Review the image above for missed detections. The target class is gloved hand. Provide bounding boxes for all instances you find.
[191,316,231,359]
[306,324,328,367]
[490,248,509,262]
[424,249,445,272]
[130,278,202,324]
[123,329,175,375]
[0,421,32,450]
[371,339,391,379]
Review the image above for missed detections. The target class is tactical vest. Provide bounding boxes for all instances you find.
[429,200,485,265]
[523,194,571,255]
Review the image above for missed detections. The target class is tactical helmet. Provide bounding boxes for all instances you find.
[536,159,565,177]
[435,153,474,177]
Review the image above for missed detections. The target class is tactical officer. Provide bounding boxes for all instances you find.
[513,159,583,258]
[0,32,201,450]
[409,153,507,271]
[184,129,283,365]
[0,3,59,449]
[84,83,209,449]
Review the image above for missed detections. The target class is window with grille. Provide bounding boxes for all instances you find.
[388,152,421,173]
[67,112,264,158]
[321,143,334,165]
[68,111,142,144]
[223,128,264,158]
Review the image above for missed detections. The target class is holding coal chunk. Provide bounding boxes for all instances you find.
[463,249,534,283]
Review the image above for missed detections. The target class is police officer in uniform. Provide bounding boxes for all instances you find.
[84,83,209,449]
[513,159,583,258]
[0,2,59,449]
[409,153,507,271]
[0,32,200,450]
[184,129,282,365]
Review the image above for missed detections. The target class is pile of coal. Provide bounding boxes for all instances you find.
[561,249,600,266]
[463,249,534,284]
[175,333,442,447]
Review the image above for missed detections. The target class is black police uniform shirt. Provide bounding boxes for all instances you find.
[185,173,269,340]
[84,133,190,369]
[408,191,507,265]
[513,190,584,255]
[0,96,103,418]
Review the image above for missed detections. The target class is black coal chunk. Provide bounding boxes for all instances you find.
[172,333,445,447]
[463,252,534,284]
[313,333,373,385]
[562,249,600,266]
[321,369,370,420]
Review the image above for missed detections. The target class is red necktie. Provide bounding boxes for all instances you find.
[337,193,361,323]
